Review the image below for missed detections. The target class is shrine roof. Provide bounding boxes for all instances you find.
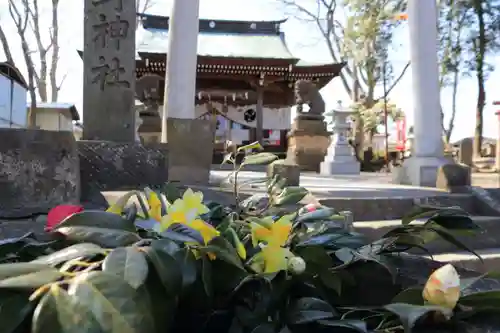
[136,14,297,60]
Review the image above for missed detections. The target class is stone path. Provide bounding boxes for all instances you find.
[211,170,500,199]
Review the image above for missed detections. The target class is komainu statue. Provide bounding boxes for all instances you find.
[294,80,325,120]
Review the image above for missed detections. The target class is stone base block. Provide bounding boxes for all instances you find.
[167,118,215,185]
[436,163,471,192]
[78,140,168,199]
[0,129,80,217]
[267,160,300,186]
[287,149,327,173]
[393,156,455,187]
[320,160,361,175]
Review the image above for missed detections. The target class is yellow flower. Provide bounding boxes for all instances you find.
[423,264,460,309]
[251,246,294,273]
[249,215,295,273]
[189,219,220,245]
[250,215,292,248]
[176,188,210,216]
[146,189,163,221]
[158,210,220,245]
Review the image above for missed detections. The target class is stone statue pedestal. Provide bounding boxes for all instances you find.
[167,118,216,184]
[320,108,360,175]
[286,114,330,172]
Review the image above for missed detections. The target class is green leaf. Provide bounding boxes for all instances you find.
[299,232,366,250]
[142,246,182,296]
[32,284,99,333]
[287,297,338,325]
[273,187,309,206]
[297,208,338,223]
[0,262,52,279]
[203,236,244,270]
[172,248,198,288]
[319,271,343,295]
[102,247,149,289]
[383,303,452,333]
[67,271,155,333]
[428,225,483,261]
[459,290,500,308]
[241,152,278,166]
[401,205,466,226]
[249,323,275,333]
[0,267,62,289]
[53,226,141,248]
[0,290,34,333]
[160,182,183,203]
[106,190,142,216]
[428,212,480,231]
[32,243,105,266]
[317,319,367,332]
[294,246,335,271]
[391,287,425,305]
[57,210,136,231]
[201,254,213,298]
[237,141,263,152]
[221,152,234,165]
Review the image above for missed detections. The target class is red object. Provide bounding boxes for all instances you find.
[304,203,319,212]
[395,118,407,151]
[46,205,84,231]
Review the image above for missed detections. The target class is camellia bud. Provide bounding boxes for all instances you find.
[422,264,460,310]
[299,203,321,215]
[287,256,306,275]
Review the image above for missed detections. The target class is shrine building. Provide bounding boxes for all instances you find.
[134,13,345,157]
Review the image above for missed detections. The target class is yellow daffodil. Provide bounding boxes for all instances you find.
[423,264,460,309]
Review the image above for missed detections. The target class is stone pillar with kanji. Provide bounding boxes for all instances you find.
[83,0,136,142]
[160,0,215,184]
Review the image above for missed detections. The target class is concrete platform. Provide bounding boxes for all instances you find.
[210,170,481,221]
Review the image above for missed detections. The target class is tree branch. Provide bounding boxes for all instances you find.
[50,0,61,101]
[0,24,14,64]
[8,0,37,127]
[375,60,410,100]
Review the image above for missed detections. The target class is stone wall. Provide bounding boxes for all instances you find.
[78,141,168,199]
[0,129,80,217]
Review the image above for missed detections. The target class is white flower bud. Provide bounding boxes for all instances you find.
[423,264,460,309]
[287,256,306,275]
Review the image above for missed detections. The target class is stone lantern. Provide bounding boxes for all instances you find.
[320,104,360,175]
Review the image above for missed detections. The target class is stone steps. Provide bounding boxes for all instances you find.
[318,193,477,221]
[354,216,500,254]
[429,248,500,273]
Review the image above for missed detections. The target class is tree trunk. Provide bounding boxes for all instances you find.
[472,0,486,159]
[352,64,364,161]
[0,25,14,64]
[50,0,60,102]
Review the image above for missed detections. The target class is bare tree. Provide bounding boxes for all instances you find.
[27,0,62,102]
[8,0,37,127]
[50,0,61,102]
[278,0,409,158]
[136,0,155,27]
[0,24,14,64]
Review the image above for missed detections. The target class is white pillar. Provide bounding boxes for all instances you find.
[161,0,200,142]
[395,0,451,187]
[408,0,443,158]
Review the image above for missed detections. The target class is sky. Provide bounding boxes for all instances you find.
[0,0,499,142]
